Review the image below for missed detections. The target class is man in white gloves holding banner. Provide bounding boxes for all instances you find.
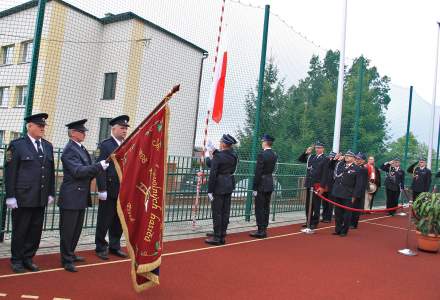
[94,115,130,261]
[4,113,55,273]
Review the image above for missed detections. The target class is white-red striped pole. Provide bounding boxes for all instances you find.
[192,0,227,228]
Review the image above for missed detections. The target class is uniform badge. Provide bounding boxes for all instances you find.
[5,149,12,162]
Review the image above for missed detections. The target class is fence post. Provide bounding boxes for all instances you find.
[352,57,364,153]
[403,86,413,171]
[22,0,47,135]
[245,4,270,221]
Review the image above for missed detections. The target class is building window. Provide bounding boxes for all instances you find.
[10,131,21,141]
[102,72,117,100]
[1,45,14,65]
[20,40,33,63]
[0,87,10,107]
[98,118,112,143]
[0,130,4,146]
[15,86,27,107]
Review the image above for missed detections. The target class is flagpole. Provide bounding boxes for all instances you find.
[332,0,348,153]
[428,22,440,169]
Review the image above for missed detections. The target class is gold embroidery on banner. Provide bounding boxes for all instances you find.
[152,139,161,151]
[138,149,148,164]
[126,202,136,222]
[136,182,151,213]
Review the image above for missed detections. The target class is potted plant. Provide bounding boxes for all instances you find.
[412,192,440,252]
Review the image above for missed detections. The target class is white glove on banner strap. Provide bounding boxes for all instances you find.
[206,140,216,152]
[6,198,18,209]
[98,191,108,201]
[48,196,55,205]
[100,160,110,170]
[208,193,214,202]
[253,191,258,197]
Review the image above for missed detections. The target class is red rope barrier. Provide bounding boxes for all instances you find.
[314,191,403,213]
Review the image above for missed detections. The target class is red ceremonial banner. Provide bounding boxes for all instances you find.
[112,104,170,292]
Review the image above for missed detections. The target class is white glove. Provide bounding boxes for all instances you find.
[208,193,214,202]
[206,140,216,152]
[6,198,18,209]
[48,196,55,205]
[100,160,110,170]
[253,191,258,197]
[98,191,108,201]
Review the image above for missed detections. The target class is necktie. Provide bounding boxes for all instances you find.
[35,140,44,163]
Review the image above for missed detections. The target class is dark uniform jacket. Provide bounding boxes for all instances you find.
[253,149,278,192]
[4,136,55,207]
[298,152,326,188]
[331,161,363,200]
[356,164,369,196]
[381,164,404,192]
[208,148,238,195]
[96,137,120,199]
[407,162,431,193]
[320,157,336,193]
[58,140,103,210]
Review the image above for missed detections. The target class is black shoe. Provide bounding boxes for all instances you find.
[11,263,26,273]
[332,232,340,236]
[96,251,109,260]
[205,237,222,246]
[249,231,264,238]
[339,233,347,237]
[110,249,128,258]
[73,255,85,262]
[206,231,215,237]
[350,225,358,229]
[63,263,78,273]
[220,239,226,245]
[309,225,317,230]
[23,260,40,272]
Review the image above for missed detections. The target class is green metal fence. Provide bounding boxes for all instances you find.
[0,144,402,238]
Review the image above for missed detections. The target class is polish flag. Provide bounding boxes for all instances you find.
[208,42,228,123]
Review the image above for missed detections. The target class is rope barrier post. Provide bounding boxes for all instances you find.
[397,189,408,217]
[301,188,315,234]
[398,199,417,256]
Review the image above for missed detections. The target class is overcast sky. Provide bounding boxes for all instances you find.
[2,0,440,143]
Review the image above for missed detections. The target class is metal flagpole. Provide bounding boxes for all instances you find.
[332,0,348,153]
[427,22,440,169]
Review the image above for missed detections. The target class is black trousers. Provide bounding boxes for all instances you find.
[60,209,85,264]
[95,197,123,252]
[351,196,365,228]
[412,191,422,202]
[11,207,45,264]
[369,193,377,210]
[255,191,272,230]
[305,188,321,226]
[321,192,334,221]
[385,189,400,216]
[211,193,232,239]
[334,197,353,235]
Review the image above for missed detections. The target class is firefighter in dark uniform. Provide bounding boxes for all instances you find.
[249,134,278,238]
[319,151,337,223]
[205,134,238,246]
[351,152,368,229]
[298,141,326,229]
[380,158,405,216]
[4,113,55,273]
[331,151,363,237]
[95,115,129,260]
[407,157,431,201]
[58,119,109,272]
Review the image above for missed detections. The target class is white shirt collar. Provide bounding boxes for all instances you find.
[27,134,42,151]
[264,147,272,151]
[71,139,83,148]
[111,133,123,146]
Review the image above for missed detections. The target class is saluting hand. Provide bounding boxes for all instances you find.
[253,191,258,197]
[48,196,55,205]
[305,147,313,155]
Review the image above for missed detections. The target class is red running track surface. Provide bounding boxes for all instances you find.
[0,215,439,300]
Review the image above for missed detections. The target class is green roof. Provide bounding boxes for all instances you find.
[0,0,208,54]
